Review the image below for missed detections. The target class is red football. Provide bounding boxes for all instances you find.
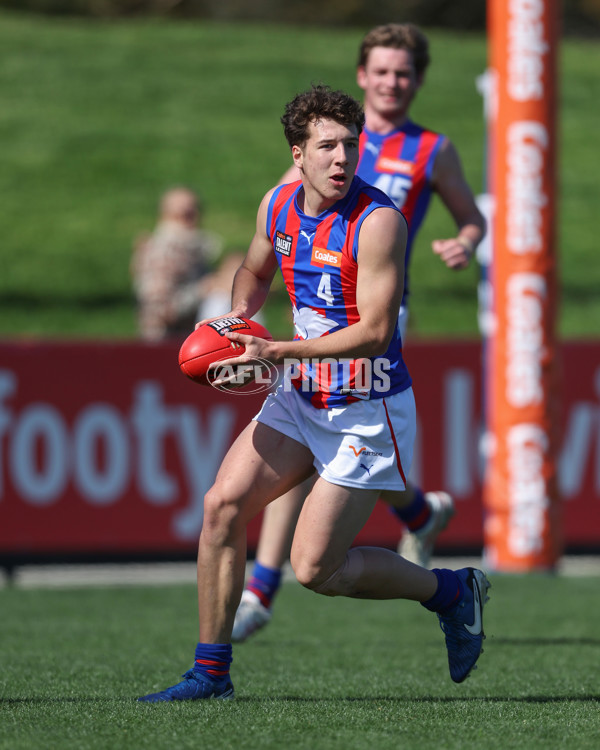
[178,316,273,385]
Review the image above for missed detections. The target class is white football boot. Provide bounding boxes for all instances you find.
[398,491,455,568]
[231,590,272,643]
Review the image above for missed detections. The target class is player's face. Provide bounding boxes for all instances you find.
[357,46,422,120]
[292,118,360,215]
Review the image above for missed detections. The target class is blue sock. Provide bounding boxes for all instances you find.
[421,569,464,614]
[246,561,282,609]
[193,642,232,681]
[389,486,432,532]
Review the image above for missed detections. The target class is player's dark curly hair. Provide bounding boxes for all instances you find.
[357,23,430,78]
[281,85,365,149]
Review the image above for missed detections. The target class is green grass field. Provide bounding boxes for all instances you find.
[1,573,599,749]
[1,11,599,339]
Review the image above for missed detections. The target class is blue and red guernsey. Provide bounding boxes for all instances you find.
[266,175,412,409]
[357,121,445,304]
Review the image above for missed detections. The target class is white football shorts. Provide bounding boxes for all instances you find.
[254,383,416,491]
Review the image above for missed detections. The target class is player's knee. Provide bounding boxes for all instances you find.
[202,486,244,545]
[293,549,365,597]
[292,557,331,593]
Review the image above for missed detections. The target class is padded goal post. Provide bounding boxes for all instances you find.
[483,0,561,570]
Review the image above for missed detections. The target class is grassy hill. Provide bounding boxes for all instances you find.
[0,11,598,339]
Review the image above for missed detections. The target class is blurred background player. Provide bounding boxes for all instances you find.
[131,186,222,341]
[233,22,486,642]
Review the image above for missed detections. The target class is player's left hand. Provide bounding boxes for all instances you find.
[207,332,274,387]
[224,331,273,358]
[432,237,474,270]
[195,309,246,329]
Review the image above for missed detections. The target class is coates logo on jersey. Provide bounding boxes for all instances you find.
[311,246,342,268]
[376,156,415,175]
[275,231,293,257]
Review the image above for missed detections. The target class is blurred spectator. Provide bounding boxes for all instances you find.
[131,187,222,341]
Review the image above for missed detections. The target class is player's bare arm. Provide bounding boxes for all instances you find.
[431,139,486,270]
[196,190,279,329]
[261,207,405,364]
[222,206,406,367]
[353,206,406,347]
[229,191,280,317]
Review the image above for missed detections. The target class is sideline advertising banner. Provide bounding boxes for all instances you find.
[0,339,598,560]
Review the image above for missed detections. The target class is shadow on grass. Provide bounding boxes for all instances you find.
[491,637,600,646]
[2,694,599,705]
[240,695,600,704]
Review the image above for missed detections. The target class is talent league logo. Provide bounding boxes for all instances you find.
[275,231,293,256]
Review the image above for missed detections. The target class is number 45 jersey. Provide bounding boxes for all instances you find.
[357,121,445,304]
[265,175,412,409]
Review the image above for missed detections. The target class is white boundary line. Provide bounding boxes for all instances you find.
[1,556,599,589]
